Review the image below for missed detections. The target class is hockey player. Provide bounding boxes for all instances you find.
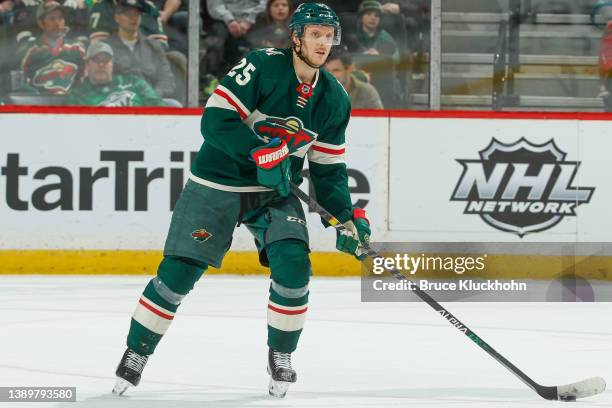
[112,2,371,398]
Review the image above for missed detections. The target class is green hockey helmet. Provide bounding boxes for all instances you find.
[289,3,341,45]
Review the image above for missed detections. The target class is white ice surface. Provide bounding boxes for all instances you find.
[1,275,611,407]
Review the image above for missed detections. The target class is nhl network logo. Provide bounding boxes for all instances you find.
[450,138,594,237]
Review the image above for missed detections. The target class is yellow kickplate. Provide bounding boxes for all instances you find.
[0,251,610,280]
[0,250,361,276]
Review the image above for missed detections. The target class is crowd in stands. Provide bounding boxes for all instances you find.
[0,0,432,108]
[0,0,186,106]
[5,0,612,110]
[199,0,430,108]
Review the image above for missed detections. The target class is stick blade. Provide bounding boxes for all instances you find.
[557,376,606,400]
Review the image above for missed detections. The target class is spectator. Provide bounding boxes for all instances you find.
[68,41,166,106]
[11,0,89,42]
[593,0,612,27]
[0,0,15,95]
[89,0,168,47]
[16,1,85,95]
[345,0,400,107]
[140,0,189,103]
[350,0,399,63]
[157,0,179,26]
[0,0,15,26]
[204,0,266,76]
[378,0,422,108]
[153,0,188,53]
[599,17,612,110]
[381,0,429,52]
[105,0,175,97]
[325,49,383,109]
[378,1,414,52]
[207,0,265,38]
[248,0,294,48]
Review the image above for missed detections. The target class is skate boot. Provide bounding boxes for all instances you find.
[112,348,149,395]
[267,348,297,398]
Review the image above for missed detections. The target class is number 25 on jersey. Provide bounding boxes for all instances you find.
[228,58,256,86]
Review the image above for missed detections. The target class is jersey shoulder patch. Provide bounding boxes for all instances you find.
[258,47,285,57]
[253,47,289,65]
[247,47,290,79]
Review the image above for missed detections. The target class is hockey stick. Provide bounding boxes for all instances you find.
[290,184,606,401]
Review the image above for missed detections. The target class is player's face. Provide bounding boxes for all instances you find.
[38,10,65,38]
[361,11,381,30]
[324,58,349,87]
[114,8,142,33]
[299,25,334,67]
[87,53,113,85]
[269,0,290,23]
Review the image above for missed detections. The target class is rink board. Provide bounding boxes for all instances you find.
[388,117,611,241]
[2,110,612,277]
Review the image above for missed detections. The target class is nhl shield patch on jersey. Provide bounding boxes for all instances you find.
[191,229,212,243]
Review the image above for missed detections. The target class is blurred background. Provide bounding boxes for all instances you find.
[2,0,612,111]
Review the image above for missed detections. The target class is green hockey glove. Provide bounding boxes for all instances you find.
[250,138,291,197]
[336,208,371,260]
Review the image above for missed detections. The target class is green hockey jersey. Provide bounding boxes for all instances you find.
[195,47,354,223]
[67,73,165,106]
[18,35,85,95]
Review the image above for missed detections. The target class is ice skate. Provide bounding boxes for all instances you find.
[267,348,297,398]
[112,348,149,395]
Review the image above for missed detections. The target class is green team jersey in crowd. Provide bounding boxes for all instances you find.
[195,47,354,223]
[67,73,165,106]
[18,36,85,95]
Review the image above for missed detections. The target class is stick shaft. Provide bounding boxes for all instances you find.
[290,184,554,398]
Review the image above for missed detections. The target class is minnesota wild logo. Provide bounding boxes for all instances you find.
[254,116,317,155]
[32,59,78,94]
[100,91,136,107]
[191,228,212,243]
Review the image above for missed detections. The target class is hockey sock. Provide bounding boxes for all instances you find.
[266,240,311,353]
[127,256,206,355]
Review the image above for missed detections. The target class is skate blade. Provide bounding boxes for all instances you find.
[268,378,291,398]
[112,378,131,396]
